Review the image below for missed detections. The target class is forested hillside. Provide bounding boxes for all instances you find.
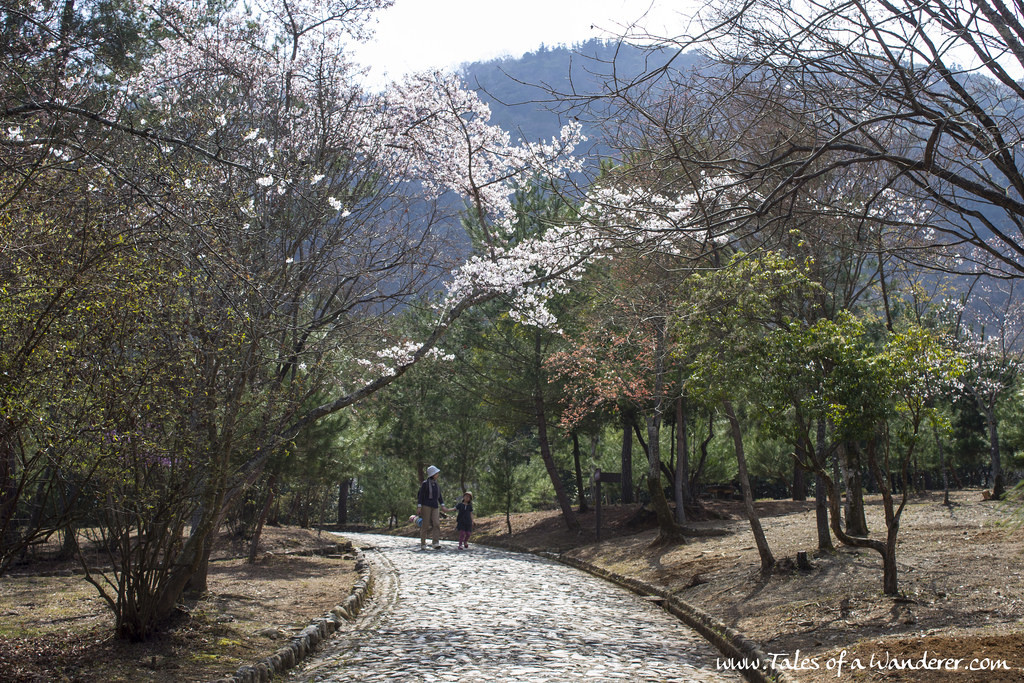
[459,40,702,158]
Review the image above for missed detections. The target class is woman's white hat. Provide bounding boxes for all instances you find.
[426,465,440,478]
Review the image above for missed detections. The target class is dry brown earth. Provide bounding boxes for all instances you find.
[470,489,1024,682]
[0,527,357,682]
[0,488,1020,682]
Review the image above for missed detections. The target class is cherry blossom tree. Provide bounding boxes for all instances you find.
[946,281,1024,500]
[3,0,597,639]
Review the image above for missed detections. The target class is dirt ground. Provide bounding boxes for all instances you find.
[1,488,1020,682]
[0,527,358,682]
[469,489,1024,682]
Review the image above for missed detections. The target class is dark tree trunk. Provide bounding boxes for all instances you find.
[931,421,951,506]
[689,412,713,494]
[809,421,911,597]
[299,486,312,529]
[571,433,588,513]
[59,523,77,561]
[815,473,833,551]
[814,420,834,551]
[338,478,352,526]
[792,456,807,501]
[818,461,899,595]
[182,477,234,599]
[631,420,650,502]
[646,414,683,541]
[674,394,690,524]
[842,442,870,537]
[864,434,908,596]
[620,416,634,504]
[832,440,844,521]
[184,528,214,597]
[984,403,1005,500]
[534,334,579,533]
[644,320,683,542]
[723,401,774,573]
[247,474,278,564]
[23,466,54,558]
[0,423,18,550]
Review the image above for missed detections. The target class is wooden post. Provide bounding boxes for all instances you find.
[593,469,621,542]
[797,551,812,571]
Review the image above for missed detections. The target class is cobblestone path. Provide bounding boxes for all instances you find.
[288,533,742,682]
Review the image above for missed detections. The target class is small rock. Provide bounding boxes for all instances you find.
[255,627,286,640]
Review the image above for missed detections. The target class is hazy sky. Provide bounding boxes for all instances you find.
[351,0,695,85]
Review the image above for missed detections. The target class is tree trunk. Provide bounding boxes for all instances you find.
[864,433,908,596]
[534,334,579,533]
[689,412,713,494]
[571,432,588,513]
[792,456,807,501]
[300,486,312,529]
[620,416,634,504]
[0,423,18,550]
[146,501,221,636]
[814,473,833,551]
[22,466,54,559]
[338,478,352,526]
[182,459,236,599]
[931,421,950,506]
[646,414,684,541]
[805,424,904,596]
[723,401,774,573]
[832,439,844,523]
[984,402,1005,500]
[59,523,77,561]
[247,474,277,564]
[645,319,683,542]
[818,461,895,594]
[814,420,834,551]
[674,394,690,524]
[841,442,870,536]
[184,525,214,597]
[882,539,899,594]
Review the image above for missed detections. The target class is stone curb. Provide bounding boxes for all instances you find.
[214,544,374,683]
[539,551,791,683]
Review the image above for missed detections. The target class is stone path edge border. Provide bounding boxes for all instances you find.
[215,543,374,683]
[213,536,786,683]
[539,551,791,683]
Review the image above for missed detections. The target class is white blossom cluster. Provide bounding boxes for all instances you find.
[443,222,604,328]
[438,171,756,331]
[381,72,585,229]
[578,174,739,255]
[938,297,1022,399]
[355,342,455,377]
[114,0,585,242]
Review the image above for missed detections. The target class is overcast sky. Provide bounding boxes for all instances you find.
[350,0,696,86]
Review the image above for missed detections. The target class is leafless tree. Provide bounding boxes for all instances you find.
[671,0,1024,279]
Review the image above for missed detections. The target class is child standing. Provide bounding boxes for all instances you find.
[455,491,474,549]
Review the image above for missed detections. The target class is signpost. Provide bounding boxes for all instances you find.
[593,469,621,542]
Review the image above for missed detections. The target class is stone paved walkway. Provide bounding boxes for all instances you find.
[288,533,742,682]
